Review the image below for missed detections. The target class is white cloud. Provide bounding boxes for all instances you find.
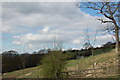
[96,34,114,44]
[2,2,113,51]
[2,2,103,34]
[43,27,50,33]
[28,44,33,48]
[13,36,20,39]
[13,41,21,45]
[73,39,81,44]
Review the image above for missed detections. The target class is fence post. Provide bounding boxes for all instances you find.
[93,64,97,78]
[56,72,60,78]
[66,72,68,78]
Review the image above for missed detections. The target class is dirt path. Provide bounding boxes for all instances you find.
[18,72,32,78]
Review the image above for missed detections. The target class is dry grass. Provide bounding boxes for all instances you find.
[65,49,118,78]
[66,49,118,71]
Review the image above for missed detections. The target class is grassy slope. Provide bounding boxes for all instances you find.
[66,49,118,71]
[2,66,43,78]
[2,49,118,78]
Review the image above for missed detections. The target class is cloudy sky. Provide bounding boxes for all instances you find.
[1,2,115,53]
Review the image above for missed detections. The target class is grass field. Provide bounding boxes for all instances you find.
[2,66,42,78]
[2,49,118,78]
[66,49,118,71]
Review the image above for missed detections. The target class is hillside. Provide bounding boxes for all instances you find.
[2,49,118,78]
[65,49,118,78]
[66,49,118,71]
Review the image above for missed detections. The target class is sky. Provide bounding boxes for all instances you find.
[1,2,116,53]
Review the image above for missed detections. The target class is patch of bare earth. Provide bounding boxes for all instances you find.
[18,72,32,78]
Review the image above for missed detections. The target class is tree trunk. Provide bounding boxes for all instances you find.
[115,26,120,77]
[115,27,119,55]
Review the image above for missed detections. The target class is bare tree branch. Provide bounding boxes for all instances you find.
[97,19,113,23]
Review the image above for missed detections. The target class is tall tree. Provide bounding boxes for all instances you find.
[80,2,120,77]
[80,2,119,54]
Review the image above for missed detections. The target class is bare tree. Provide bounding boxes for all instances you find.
[80,2,120,77]
[83,42,91,50]
[83,29,98,56]
[83,29,98,77]
[80,2,119,55]
[102,24,115,42]
[49,30,63,51]
[40,32,68,78]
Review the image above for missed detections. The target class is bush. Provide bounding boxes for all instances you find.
[40,51,69,78]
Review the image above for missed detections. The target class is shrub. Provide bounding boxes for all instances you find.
[40,51,69,78]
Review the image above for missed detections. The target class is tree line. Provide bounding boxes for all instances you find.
[2,41,117,74]
[2,51,44,73]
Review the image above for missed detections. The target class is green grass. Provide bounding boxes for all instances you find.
[93,47,113,55]
[2,49,118,78]
[2,66,43,78]
[65,49,117,71]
